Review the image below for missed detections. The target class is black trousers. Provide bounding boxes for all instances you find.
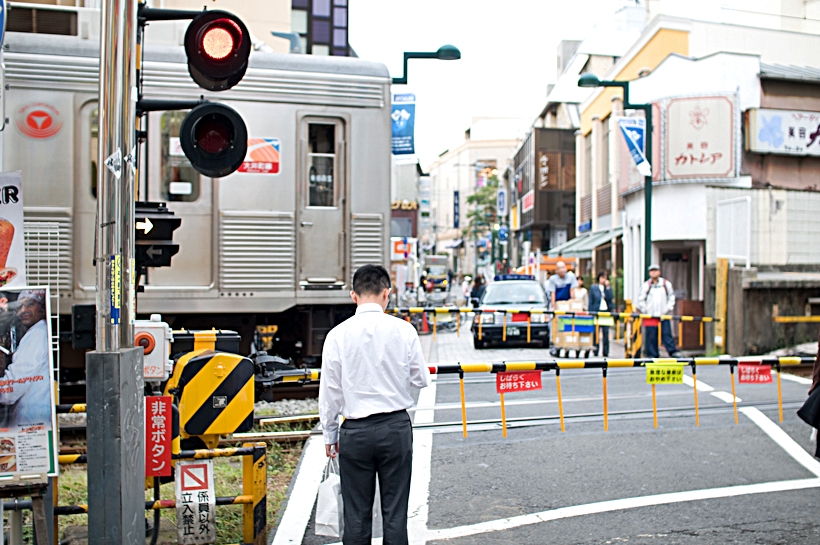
[644,322,677,358]
[596,326,610,357]
[339,409,413,545]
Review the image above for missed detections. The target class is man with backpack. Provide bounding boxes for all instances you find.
[637,264,681,358]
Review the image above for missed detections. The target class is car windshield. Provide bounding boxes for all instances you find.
[428,265,447,276]
[482,281,546,305]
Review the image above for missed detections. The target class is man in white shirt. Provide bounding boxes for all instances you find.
[320,264,430,545]
[0,290,51,427]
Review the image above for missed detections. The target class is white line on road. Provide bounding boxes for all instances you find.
[740,406,820,478]
[710,390,742,403]
[408,377,437,545]
[682,374,714,392]
[271,435,327,545]
[776,372,812,386]
[426,478,820,541]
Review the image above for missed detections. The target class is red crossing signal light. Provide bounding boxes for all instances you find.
[180,103,248,178]
[184,11,251,92]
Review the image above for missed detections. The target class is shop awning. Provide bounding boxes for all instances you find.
[547,227,622,259]
[444,238,464,249]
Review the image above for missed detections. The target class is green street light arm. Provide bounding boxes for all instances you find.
[392,45,461,85]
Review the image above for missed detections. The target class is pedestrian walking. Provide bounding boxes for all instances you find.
[588,271,615,357]
[470,274,486,303]
[574,277,589,310]
[637,264,680,358]
[319,264,430,545]
[546,261,577,309]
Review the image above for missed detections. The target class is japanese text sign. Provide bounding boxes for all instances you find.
[521,190,534,214]
[747,108,820,157]
[392,93,415,155]
[665,96,734,180]
[176,459,216,544]
[496,371,542,394]
[238,138,280,174]
[145,395,172,477]
[645,364,684,384]
[738,364,772,384]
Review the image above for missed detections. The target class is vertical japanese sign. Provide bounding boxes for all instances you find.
[665,96,734,179]
[497,188,507,218]
[618,118,651,177]
[0,287,58,480]
[176,459,216,544]
[0,172,27,289]
[521,190,534,213]
[145,396,172,477]
[714,257,728,351]
[391,93,415,155]
[453,190,460,229]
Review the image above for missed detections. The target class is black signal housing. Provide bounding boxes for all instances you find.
[179,102,248,178]
[184,10,251,92]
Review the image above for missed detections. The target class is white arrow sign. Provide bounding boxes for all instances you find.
[136,218,153,234]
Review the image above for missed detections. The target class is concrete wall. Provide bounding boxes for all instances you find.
[705,264,820,355]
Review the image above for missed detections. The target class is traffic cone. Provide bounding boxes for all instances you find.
[422,311,430,334]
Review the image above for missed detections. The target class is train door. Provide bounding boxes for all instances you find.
[298,117,346,286]
[144,111,214,289]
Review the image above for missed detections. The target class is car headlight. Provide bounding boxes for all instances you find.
[443,279,448,286]
[530,313,546,323]
[479,313,495,324]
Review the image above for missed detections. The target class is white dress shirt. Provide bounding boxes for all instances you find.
[319,303,430,444]
[0,320,51,426]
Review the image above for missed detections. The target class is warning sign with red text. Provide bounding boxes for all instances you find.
[176,459,216,544]
[496,371,542,394]
[145,396,172,477]
[738,364,773,384]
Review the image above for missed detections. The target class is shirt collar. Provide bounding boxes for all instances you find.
[356,303,384,315]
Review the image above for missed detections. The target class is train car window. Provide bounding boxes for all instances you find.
[160,111,201,202]
[90,108,99,198]
[308,123,336,207]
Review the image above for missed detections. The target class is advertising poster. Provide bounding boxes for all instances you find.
[391,93,416,155]
[0,287,58,480]
[0,172,27,289]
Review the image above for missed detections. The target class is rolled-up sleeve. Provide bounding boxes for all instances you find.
[319,334,343,445]
[407,332,430,389]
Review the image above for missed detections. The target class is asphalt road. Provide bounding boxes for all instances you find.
[278,327,820,545]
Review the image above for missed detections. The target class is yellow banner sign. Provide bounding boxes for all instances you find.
[646,364,684,384]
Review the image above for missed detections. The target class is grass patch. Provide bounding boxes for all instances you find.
[57,440,305,544]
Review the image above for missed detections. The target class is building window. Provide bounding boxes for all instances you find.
[291,9,307,33]
[294,0,349,56]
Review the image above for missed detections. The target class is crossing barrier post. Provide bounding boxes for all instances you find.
[242,442,267,545]
[459,370,468,438]
[433,312,437,342]
[677,320,683,349]
[729,363,739,425]
[478,313,483,341]
[526,313,531,344]
[775,361,784,423]
[502,313,507,342]
[692,363,700,427]
[602,366,609,432]
[651,383,658,429]
[555,367,565,433]
[500,392,507,438]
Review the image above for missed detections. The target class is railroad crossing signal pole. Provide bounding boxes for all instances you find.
[87,0,144,542]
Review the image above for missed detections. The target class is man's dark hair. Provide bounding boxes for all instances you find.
[353,264,391,296]
[597,270,608,281]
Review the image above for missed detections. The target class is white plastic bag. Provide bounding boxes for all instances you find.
[315,457,344,537]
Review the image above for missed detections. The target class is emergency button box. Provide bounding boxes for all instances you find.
[135,317,173,381]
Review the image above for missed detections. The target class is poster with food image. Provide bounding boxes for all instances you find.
[0,172,26,289]
[0,287,58,482]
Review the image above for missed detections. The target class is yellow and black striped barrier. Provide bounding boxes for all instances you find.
[56,443,268,544]
[55,403,87,414]
[391,307,719,346]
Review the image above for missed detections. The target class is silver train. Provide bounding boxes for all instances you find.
[1,22,391,368]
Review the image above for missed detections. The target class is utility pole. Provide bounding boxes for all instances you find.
[86,0,144,542]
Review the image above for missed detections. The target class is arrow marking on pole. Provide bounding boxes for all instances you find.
[146,246,161,259]
[136,218,153,234]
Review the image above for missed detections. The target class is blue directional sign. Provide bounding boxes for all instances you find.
[497,188,507,217]
[498,225,509,241]
[618,118,651,177]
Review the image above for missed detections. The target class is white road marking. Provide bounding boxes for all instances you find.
[271,435,327,545]
[710,391,742,403]
[740,406,820,478]
[426,478,820,541]
[776,372,812,386]
[408,377,437,545]
[682,374,714,392]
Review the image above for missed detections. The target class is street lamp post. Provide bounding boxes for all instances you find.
[578,73,652,280]
[391,45,461,85]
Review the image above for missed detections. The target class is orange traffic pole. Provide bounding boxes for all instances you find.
[776,362,783,423]
[527,315,531,343]
[503,313,507,342]
[478,313,483,340]
[699,321,704,347]
[651,383,658,429]
[602,370,609,432]
[433,312,437,342]
[459,371,468,438]
[692,366,700,427]
[500,393,507,438]
[678,320,683,349]
[730,365,739,425]
[556,370,565,433]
